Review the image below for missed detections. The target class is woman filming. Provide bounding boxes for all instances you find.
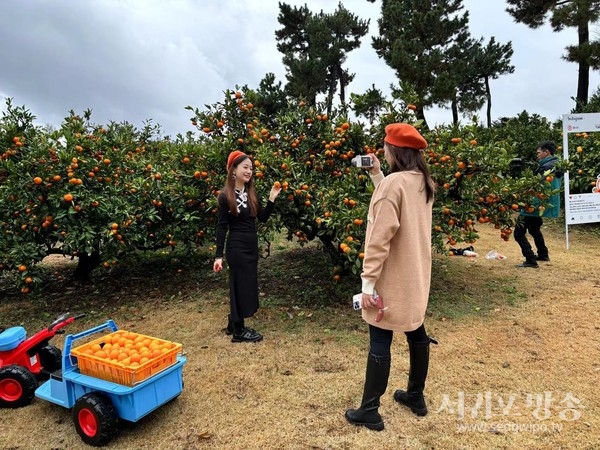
[213,151,281,343]
[345,123,437,431]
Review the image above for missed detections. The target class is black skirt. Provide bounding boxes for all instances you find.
[226,231,259,321]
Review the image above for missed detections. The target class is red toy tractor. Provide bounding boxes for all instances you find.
[0,312,84,408]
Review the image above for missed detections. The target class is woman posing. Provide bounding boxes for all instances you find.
[213,151,281,342]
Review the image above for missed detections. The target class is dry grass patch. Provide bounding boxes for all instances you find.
[0,221,599,449]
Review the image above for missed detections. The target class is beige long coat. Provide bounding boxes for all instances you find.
[361,171,433,332]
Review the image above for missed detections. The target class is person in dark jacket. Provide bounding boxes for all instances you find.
[514,141,562,268]
[213,151,281,342]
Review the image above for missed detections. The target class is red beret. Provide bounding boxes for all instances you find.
[226,150,248,171]
[384,123,427,150]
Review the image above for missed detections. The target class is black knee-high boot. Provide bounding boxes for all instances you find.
[345,352,391,431]
[394,337,437,416]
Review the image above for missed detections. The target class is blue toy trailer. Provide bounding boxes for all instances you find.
[35,320,186,446]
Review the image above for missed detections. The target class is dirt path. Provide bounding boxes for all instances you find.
[0,221,598,450]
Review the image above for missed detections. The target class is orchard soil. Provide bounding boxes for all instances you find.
[1,221,599,450]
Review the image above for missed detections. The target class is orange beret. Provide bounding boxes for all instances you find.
[226,150,248,171]
[384,123,427,150]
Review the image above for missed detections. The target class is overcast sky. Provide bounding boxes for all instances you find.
[1,0,598,137]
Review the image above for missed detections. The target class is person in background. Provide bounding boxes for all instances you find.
[514,140,562,268]
[213,151,281,342]
[345,123,437,431]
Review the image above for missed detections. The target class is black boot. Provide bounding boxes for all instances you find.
[222,314,234,335]
[345,352,391,431]
[394,337,437,416]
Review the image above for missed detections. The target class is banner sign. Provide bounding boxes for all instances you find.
[562,113,600,246]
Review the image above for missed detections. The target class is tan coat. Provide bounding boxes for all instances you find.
[361,171,433,332]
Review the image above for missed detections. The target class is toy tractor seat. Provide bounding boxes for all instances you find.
[0,327,26,352]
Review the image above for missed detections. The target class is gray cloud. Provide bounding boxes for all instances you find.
[1,0,598,136]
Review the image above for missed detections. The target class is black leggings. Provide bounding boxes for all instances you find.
[369,323,428,358]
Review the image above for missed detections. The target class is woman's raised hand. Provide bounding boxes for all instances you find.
[368,154,381,175]
[269,181,283,202]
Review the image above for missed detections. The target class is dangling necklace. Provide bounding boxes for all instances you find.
[235,186,248,213]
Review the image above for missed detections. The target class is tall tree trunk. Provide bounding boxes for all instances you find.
[576,22,590,108]
[485,76,492,128]
[451,100,459,125]
[338,66,347,114]
[416,106,429,130]
[326,74,336,117]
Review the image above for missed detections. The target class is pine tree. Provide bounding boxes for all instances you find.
[371,0,472,128]
[506,0,600,108]
[275,2,369,114]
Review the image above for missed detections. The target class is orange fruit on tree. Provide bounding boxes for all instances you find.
[64,193,74,202]
[18,264,27,272]
[33,176,43,185]
[274,181,281,189]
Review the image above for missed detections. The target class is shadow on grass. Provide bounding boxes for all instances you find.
[1,243,527,330]
[428,256,526,320]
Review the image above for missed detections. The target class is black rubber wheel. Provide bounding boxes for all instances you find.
[38,344,62,373]
[0,365,37,408]
[72,393,118,446]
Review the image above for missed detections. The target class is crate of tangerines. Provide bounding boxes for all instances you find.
[70,329,183,386]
